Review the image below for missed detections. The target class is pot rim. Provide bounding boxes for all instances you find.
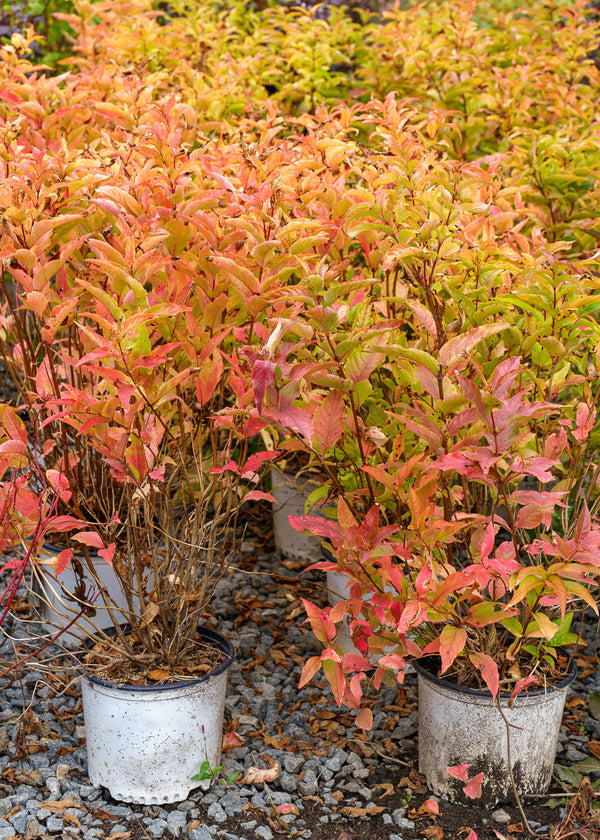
[413,652,577,698]
[76,625,235,692]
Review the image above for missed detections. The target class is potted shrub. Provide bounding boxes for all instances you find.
[4,298,275,803]
[0,90,281,801]
[292,357,600,805]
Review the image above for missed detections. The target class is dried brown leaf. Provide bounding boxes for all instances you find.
[42,797,83,814]
[241,763,280,785]
[340,805,384,818]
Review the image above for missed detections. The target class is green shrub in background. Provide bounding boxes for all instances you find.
[0,0,75,65]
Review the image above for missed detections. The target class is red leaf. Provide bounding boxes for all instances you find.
[355,707,373,730]
[35,356,54,400]
[252,360,275,415]
[480,522,495,560]
[508,674,539,707]
[98,543,115,565]
[71,531,105,549]
[447,764,469,783]
[243,489,277,503]
[196,354,224,407]
[469,653,499,699]
[53,549,72,576]
[439,625,467,673]
[463,772,484,799]
[302,599,336,645]
[313,391,344,454]
[222,732,245,751]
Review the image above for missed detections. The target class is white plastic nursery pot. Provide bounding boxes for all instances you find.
[326,566,397,659]
[414,656,576,806]
[79,627,235,804]
[33,543,138,647]
[271,466,322,562]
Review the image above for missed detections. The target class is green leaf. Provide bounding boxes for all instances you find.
[572,757,600,775]
[590,691,600,723]
[191,760,213,781]
[553,764,583,788]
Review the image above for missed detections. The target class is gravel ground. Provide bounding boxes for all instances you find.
[1,528,600,840]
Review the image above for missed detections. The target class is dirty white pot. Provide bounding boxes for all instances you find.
[271,466,323,563]
[326,567,398,659]
[79,627,234,804]
[33,543,139,647]
[415,657,576,805]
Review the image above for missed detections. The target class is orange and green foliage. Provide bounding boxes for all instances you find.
[0,0,600,675]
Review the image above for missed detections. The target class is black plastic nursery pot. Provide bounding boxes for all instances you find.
[414,656,577,806]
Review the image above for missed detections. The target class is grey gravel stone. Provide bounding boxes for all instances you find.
[189,827,213,840]
[325,748,348,772]
[46,815,68,832]
[492,809,512,824]
[279,771,298,792]
[206,801,227,824]
[8,811,30,834]
[255,827,274,840]
[219,789,245,815]
[565,745,587,762]
[283,753,305,774]
[298,768,318,796]
[146,818,168,837]
[0,826,19,840]
[166,810,188,834]
[395,817,416,830]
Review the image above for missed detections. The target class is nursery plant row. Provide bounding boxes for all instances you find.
[1,0,600,819]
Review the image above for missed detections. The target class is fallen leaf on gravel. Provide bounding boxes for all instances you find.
[336,833,354,840]
[377,782,395,798]
[276,804,299,815]
[507,824,523,833]
[241,763,280,784]
[410,800,440,818]
[422,827,444,839]
[90,809,118,821]
[340,805,384,818]
[63,814,80,827]
[590,691,600,721]
[222,732,245,751]
[106,834,131,839]
[42,798,83,813]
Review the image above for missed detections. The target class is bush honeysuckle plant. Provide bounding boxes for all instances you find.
[0,403,95,673]
[292,357,600,727]
[0,0,599,692]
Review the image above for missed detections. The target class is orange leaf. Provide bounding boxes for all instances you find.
[148,668,170,681]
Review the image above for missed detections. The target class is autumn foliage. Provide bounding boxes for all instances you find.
[0,0,600,685]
